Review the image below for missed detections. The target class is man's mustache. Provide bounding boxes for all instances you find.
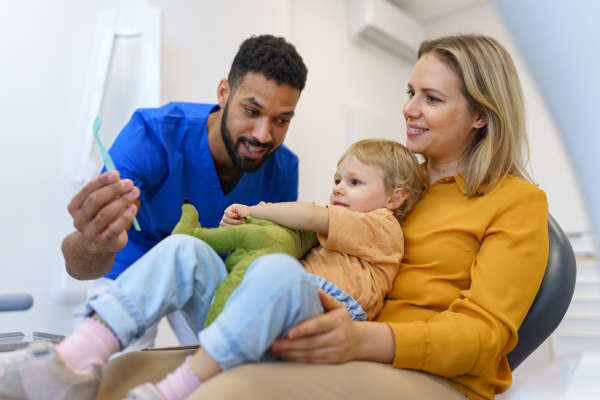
[238,137,274,150]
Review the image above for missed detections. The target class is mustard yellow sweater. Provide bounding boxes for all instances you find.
[375,174,549,400]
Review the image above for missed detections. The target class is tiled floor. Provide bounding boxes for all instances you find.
[498,352,600,400]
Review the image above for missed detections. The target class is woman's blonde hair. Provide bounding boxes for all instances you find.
[418,34,534,197]
[340,139,427,223]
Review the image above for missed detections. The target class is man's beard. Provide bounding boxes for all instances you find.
[221,100,278,173]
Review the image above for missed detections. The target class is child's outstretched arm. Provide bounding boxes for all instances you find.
[221,202,330,235]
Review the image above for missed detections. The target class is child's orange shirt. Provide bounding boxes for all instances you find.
[301,205,404,321]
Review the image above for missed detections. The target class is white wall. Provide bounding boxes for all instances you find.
[0,0,106,336]
[150,0,289,104]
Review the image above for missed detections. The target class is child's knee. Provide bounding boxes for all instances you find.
[161,234,199,247]
[160,234,211,253]
[154,235,220,268]
[246,254,307,284]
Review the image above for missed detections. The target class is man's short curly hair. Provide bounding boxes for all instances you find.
[228,35,308,93]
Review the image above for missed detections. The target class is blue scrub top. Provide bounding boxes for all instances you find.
[103,102,299,279]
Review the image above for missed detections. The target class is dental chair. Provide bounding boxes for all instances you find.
[0,294,34,352]
[0,294,33,313]
[506,214,577,370]
[94,214,578,399]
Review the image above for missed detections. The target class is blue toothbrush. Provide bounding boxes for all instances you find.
[93,116,141,232]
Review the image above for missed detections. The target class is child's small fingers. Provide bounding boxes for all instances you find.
[221,214,245,226]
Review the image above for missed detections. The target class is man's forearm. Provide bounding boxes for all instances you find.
[62,232,117,280]
[250,202,329,234]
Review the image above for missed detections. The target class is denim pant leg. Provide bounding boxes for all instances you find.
[85,235,228,348]
[199,253,324,370]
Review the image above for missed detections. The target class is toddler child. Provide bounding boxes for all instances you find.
[0,139,426,400]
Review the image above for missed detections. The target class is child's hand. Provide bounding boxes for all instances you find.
[256,201,272,206]
[220,204,252,227]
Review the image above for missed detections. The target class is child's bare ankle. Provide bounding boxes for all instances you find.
[91,312,110,328]
[190,348,222,382]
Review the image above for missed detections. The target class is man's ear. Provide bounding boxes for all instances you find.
[217,78,230,108]
[386,188,407,211]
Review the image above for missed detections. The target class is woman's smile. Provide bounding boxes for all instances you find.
[406,123,429,138]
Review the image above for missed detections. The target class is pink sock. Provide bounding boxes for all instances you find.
[156,356,202,400]
[56,318,121,371]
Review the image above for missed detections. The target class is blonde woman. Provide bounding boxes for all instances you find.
[188,34,549,400]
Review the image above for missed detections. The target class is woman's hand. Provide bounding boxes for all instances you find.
[220,204,251,226]
[271,290,362,364]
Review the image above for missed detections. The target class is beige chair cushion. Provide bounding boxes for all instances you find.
[95,348,197,400]
[95,348,466,400]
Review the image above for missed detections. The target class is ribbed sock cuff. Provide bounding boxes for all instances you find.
[156,356,202,400]
[56,317,120,371]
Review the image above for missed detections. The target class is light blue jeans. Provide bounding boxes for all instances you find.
[86,235,342,370]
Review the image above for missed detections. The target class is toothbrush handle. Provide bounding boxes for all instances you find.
[132,217,141,231]
[93,134,141,232]
[102,161,141,232]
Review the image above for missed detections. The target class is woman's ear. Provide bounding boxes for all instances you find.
[473,109,488,130]
[386,188,407,211]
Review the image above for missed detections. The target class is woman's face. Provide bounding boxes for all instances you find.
[403,54,487,164]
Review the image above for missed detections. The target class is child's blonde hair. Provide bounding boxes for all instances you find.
[340,139,427,223]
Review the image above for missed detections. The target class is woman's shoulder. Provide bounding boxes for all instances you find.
[486,175,547,209]
[496,175,544,194]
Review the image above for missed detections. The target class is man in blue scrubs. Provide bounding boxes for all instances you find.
[61,35,307,347]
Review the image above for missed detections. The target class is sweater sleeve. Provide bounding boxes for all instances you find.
[386,188,549,377]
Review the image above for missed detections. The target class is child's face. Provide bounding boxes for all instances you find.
[330,156,398,213]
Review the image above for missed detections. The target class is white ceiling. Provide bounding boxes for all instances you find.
[388,0,485,23]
